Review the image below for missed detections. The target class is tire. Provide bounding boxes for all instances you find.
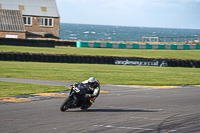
[81,103,91,110]
[60,97,72,112]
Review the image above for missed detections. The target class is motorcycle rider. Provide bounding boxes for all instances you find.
[82,77,100,105]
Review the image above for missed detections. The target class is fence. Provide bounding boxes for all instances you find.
[142,36,200,43]
[1,38,200,50]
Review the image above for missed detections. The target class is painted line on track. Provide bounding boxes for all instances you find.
[0,97,39,103]
[93,125,177,132]
[193,85,200,87]
[30,93,69,97]
[132,85,182,89]
[0,90,110,103]
[0,93,69,103]
[108,84,200,89]
[1,84,199,103]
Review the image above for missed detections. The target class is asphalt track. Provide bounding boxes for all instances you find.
[0,78,200,133]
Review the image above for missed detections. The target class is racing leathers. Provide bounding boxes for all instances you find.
[82,79,100,104]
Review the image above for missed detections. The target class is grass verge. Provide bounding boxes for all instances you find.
[0,81,69,97]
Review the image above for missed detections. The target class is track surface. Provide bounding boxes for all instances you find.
[0,78,200,133]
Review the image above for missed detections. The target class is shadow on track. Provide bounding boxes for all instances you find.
[67,109,158,112]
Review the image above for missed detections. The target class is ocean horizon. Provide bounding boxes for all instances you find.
[59,23,200,42]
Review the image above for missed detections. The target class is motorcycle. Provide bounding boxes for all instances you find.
[60,82,91,112]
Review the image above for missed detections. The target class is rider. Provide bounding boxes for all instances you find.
[82,77,100,105]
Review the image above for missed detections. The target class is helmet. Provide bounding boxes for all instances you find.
[88,77,96,88]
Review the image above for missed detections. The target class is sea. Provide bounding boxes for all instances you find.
[60,23,200,42]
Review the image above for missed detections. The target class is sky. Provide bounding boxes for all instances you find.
[56,0,200,29]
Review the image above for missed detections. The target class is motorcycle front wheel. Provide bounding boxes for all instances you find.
[60,97,72,112]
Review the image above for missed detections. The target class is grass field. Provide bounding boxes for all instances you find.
[1,45,200,97]
[1,45,200,60]
[1,61,200,86]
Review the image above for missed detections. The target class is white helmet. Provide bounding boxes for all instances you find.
[88,77,96,88]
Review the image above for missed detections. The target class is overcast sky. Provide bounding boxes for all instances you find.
[56,0,200,29]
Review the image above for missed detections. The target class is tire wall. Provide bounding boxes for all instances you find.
[0,38,76,47]
[0,52,199,68]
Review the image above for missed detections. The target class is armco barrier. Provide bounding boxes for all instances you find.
[76,42,200,50]
[0,52,200,68]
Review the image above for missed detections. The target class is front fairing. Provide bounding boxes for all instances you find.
[68,85,89,107]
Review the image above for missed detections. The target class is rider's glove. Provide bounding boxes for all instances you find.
[88,86,94,91]
[85,94,91,97]
[71,83,75,87]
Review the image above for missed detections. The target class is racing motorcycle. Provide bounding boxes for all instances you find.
[60,82,91,112]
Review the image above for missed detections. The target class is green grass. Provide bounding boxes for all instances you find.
[1,45,200,60]
[1,61,200,86]
[0,81,69,97]
[1,45,200,97]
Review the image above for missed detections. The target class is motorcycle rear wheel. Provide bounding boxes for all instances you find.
[60,97,72,112]
[81,103,91,110]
